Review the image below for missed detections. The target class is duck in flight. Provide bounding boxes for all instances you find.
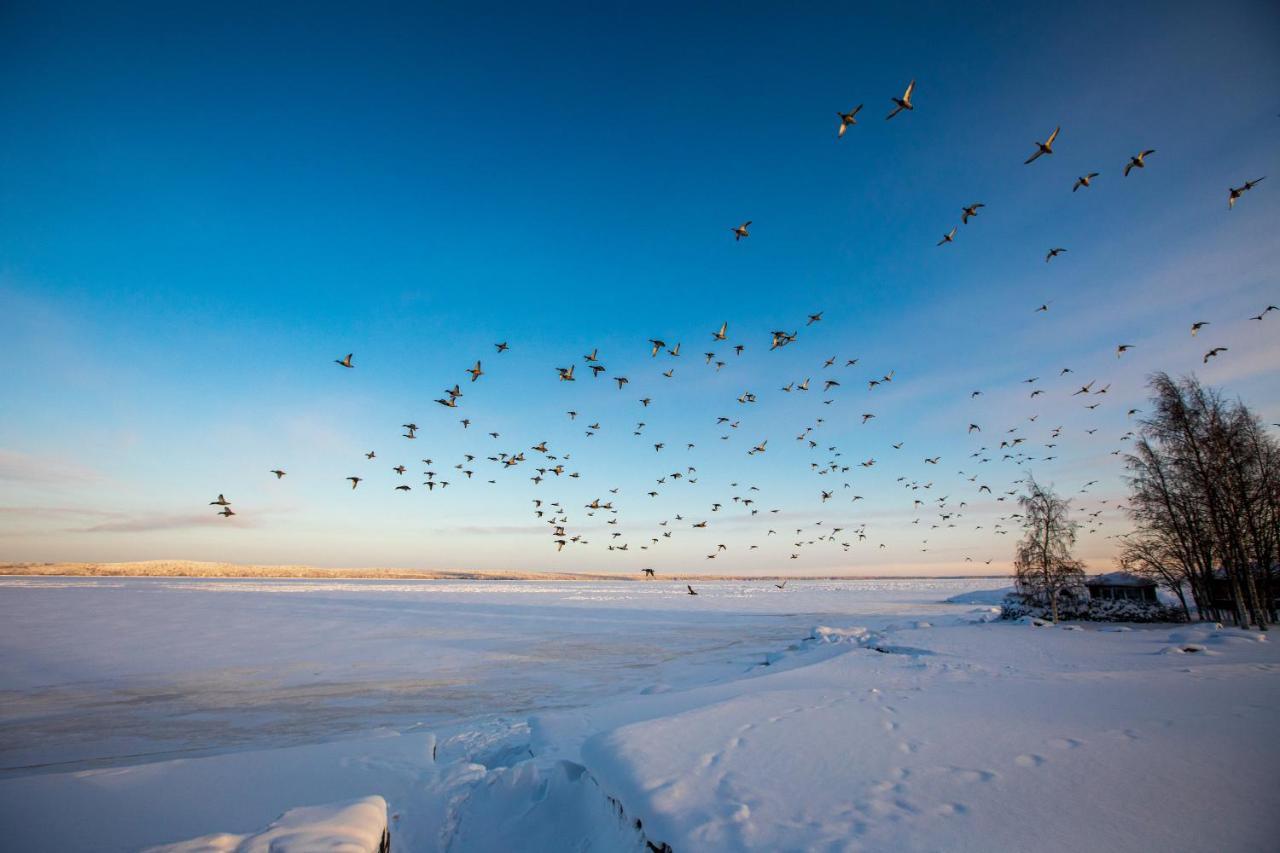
[837,105,863,137]
[1124,150,1155,176]
[1073,172,1099,192]
[937,227,957,246]
[961,203,984,224]
[210,494,231,506]
[334,353,354,368]
[1045,247,1066,262]
[1024,126,1060,164]
[1228,177,1265,209]
[270,470,286,479]
[885,79,915,120]
[732,221,751,241]
[687,584,698,596]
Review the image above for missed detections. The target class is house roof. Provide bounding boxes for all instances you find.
[1087,571,1156,587]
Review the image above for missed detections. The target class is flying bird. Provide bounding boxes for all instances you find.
[334,353,354,368]
[1073,172,1099,192]
[1045,247,1066,262]
[1228,177,1265,209]
[961,203,984,224]
[1024,126,1060,164]
[885,79,915,120]
[937,227,957,246]
[270,470,286,479]
[1203,347,1228,363]
[837,105,863,137]
[1123,150,1155,176]
[731,221,751,241]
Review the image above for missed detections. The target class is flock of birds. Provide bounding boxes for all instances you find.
[208,81,1271,578]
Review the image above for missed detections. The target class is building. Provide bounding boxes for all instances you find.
[1085,572,1158,604]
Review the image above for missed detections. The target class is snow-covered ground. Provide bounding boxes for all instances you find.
[1,576,1277,851]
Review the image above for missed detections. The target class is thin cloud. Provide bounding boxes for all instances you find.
[0,506,121,519]
[441,524,557,536]
[0,450,102,484]
[72,513,260,533]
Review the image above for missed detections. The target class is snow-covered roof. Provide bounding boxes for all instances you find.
[1087,572,1155,588]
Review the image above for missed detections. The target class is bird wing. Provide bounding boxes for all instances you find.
[1046,126,1059,146]
[903,79,915,101]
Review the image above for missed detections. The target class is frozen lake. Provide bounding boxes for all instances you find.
[6,575,1276,853]
[0,575,994,777]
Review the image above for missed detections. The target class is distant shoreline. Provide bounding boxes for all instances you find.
[0,561,1010,582]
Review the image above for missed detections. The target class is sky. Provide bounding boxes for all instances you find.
[1,0,1278,575]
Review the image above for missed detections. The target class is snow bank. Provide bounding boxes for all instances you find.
[578,624,1280,853]
[145,796,388,853]
[942,586,1012,605]
[808,625,874,643]
[445,759,648,851]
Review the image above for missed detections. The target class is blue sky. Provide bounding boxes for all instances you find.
[2,1,1278,574]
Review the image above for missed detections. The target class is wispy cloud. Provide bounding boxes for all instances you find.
[0,450,102,485]
[71,512,261,533]
[0,505,120,519]
[440,524,548,536]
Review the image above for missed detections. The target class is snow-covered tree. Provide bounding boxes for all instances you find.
[1013,475,1086,623]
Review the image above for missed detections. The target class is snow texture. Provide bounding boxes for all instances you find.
[1,577,1277,852]
[144,796,387,852]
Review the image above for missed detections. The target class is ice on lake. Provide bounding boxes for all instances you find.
[2,576,1277,853]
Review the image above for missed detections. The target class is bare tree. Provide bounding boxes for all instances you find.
[1013,475,1086,623]
[1117,533,1193,621]
[1123,373,1278,629]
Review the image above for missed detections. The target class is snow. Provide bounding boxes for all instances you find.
[144,796,387,852]
[1,576,1277,852]
[1087,572,1155,587]
[941,585,1012,604]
